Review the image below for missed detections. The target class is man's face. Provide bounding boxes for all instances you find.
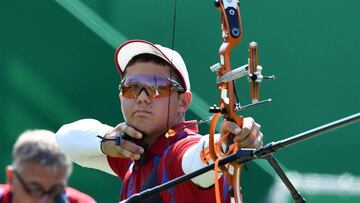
[120,62,187,140]
[7,162,67,203]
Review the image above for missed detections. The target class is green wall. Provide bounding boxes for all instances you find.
[1,0,359,202]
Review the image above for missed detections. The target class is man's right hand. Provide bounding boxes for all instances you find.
[100,123,144,160]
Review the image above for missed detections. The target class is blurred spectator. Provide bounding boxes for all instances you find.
[0,129,96,203]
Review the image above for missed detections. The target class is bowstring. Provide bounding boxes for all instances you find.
[166,0,178,147]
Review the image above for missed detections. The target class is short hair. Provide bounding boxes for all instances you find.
[12,129,73,177]
[125,53,185,89]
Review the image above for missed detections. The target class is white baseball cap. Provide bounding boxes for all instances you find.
[114,39,191,92]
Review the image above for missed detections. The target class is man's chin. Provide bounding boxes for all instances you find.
[130,120,152,133]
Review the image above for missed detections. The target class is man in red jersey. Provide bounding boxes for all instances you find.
[0,129,96,203]
[56,39,263,202]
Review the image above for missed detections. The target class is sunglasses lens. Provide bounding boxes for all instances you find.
[121,86,141,98]
[155,86,172,97]
[120,75,182,98]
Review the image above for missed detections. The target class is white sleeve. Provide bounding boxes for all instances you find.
[55,118,117,176]
[181,134,222,188]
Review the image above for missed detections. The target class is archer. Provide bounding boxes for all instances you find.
[55,39,263,203]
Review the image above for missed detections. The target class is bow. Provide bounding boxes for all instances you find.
[164,1,274,202]
[208,1,244,202]
[204,1,273,202]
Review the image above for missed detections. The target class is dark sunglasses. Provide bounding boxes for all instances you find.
[14,170,65,198]
[119,75,185,99]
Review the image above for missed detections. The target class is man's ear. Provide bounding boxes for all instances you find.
[6,166,14,185]
[178,92,192,113]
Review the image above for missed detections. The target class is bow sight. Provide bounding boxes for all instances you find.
[209,41,275,114]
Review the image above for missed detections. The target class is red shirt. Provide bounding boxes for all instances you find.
[107,121,229,203]
[0,184,96,203]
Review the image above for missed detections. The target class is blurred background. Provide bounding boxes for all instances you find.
[1,0,359,202]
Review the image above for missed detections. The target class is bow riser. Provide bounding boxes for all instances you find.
[209,1,245,203]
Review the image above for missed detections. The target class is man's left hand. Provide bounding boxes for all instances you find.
[220,117,263,148]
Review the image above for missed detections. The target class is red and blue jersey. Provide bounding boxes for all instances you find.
[107,120,230,203]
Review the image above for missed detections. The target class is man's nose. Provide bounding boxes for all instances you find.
[38,194,53,203]
[136,88,152,103]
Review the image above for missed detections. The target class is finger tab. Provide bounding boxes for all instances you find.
[115,136,121,146]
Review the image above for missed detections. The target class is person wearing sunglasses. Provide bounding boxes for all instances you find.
[0,129,96,203]
[55,39,263,203]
